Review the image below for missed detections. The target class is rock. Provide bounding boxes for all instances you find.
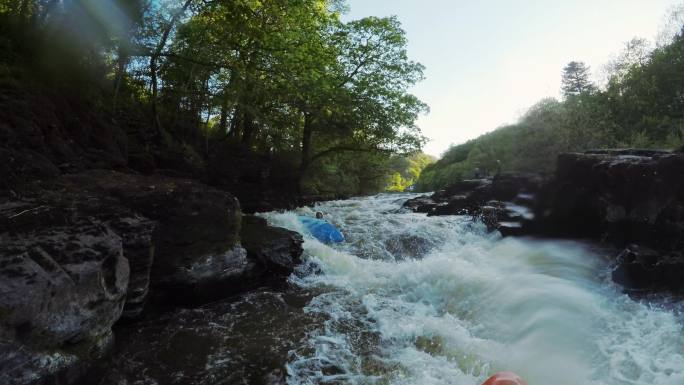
[6,168,250,306]
[240,215,303,273]
[384,233,433,260]
[0,205,129,384]
[2,191,157,321]
[0,168,261,383]
[526,150,684,293]
[435,179,491,199]
[535,151,684,246]
[402,195,437,213]
[104,215,156,320]
[491,174,543,201]
[612,244,684,291]
[406,177,543,234]
[479,201,508,230]
[55,170,246,305]
[426,179,494,216]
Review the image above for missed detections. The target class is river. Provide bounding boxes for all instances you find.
[103,193,684,385]
[261,193,684,385]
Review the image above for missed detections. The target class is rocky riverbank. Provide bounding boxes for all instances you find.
[0,169,304,384]
[405,149,684,294]
[0,83,321,385]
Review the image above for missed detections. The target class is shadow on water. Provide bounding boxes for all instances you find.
[93,286,326,385]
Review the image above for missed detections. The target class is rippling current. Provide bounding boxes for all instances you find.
[261,193,684,385]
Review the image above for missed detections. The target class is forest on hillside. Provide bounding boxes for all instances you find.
[417,10,684,192]
[0,0,432,196]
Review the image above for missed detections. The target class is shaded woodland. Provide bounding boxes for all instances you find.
[0,0,430,198]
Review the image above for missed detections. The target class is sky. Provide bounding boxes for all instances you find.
[344,0,681,157]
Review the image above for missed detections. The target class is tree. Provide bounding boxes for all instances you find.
[297,16,427,179]
[561,61,594,97]
[657,3,684,47]
[603,37,652,85]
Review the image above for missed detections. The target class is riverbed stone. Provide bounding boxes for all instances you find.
[51,171,245,304]
[612,244,684,291]
[241,215,303,273]
[0,204,129,384]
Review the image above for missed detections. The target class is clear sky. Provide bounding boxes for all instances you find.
[344,0,681,157]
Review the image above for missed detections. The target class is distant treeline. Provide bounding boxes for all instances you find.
[0,0,429,196]
[417,15,684,192]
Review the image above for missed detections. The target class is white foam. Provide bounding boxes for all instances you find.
[262,193,684,385]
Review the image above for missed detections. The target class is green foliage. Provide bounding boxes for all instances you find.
[385,152,435,192]
[1,0,428,197]
[561,61,595,97]
[418,32,684,192]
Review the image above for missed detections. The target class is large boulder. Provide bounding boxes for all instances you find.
[0,169,254,384]
[527,150,684,292]
[55,171,247,305]
[240,215,303,273]
[3,189,157,321]
[0,203,129,385]
[404,176,542,234]
[612,244,684,292]
[535,150,684,247]
[402,195,438,213]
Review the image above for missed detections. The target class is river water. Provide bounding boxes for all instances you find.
[102,193,684,385]
[260,193,684,385]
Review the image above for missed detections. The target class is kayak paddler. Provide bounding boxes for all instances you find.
[298,212,345,243]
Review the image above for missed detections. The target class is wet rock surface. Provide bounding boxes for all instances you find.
[0,205,129,385]
[9,170,247,307]
[611,244,684,292]
[534,151,684,292]
[1,170,306,384]
[241,215,304,273]
[404,174,541,232]
[407,150,684,294]
[0,84,328,384]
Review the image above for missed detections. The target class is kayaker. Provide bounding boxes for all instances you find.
[298,213,344,243]
[482,372,527,385]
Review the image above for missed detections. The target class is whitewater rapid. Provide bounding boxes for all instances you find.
[261,193,684,385]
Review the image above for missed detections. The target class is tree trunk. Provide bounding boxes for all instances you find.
[228,107,241,138]
[241,110,256,147]
[112,49,128,110]
[218,97,229,134]
[300,112,314,177]
[149,0,193,141]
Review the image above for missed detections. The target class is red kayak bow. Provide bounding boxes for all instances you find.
[482,372,528,385]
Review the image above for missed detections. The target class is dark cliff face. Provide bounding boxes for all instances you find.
[404,150,684,294]
[538,150,684,292]
[0,170,305,385]
[547,151,684,248]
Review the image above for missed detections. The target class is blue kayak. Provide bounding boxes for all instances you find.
[298,216,345,243]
